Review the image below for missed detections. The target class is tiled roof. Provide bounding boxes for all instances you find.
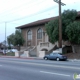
[16,16,57,29]
[16,11,80,29]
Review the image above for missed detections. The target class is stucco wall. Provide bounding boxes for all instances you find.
[22,29,27,47]
[21,24,46,47]
[72,45,80,53]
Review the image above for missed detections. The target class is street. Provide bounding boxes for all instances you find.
[0,58,80,80]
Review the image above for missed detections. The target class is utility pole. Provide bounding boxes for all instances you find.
[53,0,66,49]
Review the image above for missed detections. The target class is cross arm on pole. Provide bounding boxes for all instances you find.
[53,0,66,6]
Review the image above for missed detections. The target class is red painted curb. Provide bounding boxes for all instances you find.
[0,56,36,60]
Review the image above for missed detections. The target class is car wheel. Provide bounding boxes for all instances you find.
[56,57,60,61]
[44,57,48,60]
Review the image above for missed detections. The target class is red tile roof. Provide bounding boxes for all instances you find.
[16,16,57,29]
[16,11,80,29]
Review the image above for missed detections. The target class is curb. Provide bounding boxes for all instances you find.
[0,56,80,61]
[0,56,43,60]
[68,59,80,62]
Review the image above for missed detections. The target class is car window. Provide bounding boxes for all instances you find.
[53,53,58,56]
[50,53,53,56]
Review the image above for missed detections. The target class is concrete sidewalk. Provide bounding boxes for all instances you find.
[0,56,80,61]
[68,59,80,62]
[0,56,43,60]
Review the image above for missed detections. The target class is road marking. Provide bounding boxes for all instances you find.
[0,60,80,70]
[0,65,2,66]
[19,62,80,70]
[40,71,71,77]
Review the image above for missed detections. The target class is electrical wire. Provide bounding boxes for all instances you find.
[0,5,57,24]
[0,0,33,15]
[7,6,57,23]
[0,0,48,17]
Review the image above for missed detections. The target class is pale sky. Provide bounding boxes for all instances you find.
[0,0,80,42]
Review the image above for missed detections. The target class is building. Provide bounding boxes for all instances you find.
[16,11,80,57]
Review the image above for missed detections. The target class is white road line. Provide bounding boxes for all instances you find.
[0,60,80,70]
[0,65,2,66]
[40,71,71,77]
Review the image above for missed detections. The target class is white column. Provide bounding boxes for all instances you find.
[24,51,29,57]
[38,51,45,58]
[15,51,19,57]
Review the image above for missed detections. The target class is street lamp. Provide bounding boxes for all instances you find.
[4,22,7,55]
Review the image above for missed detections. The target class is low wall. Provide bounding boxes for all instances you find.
[72,45,80,53]
[15,51,29,58]
[38,51,45,58]
[23,51,29,57]
[15,51,20,57]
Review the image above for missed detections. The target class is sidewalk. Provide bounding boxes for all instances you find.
[0,56,80,61]
[68,59,80,62]
[0,55,43,60]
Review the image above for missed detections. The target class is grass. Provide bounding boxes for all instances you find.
[6,52,15,56]
[0,52,15,56]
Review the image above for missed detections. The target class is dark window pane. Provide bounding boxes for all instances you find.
[37,28,42,39]
[27,30,32,40]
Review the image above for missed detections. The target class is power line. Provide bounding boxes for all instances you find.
[0,0,32,15]
[0,5,57,23]
[8,6,57,22]
[0,0,48,17]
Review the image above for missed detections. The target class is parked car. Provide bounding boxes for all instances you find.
[43,52,67,61]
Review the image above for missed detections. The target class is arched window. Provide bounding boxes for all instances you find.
[27,30,32,40]
[37,28,42,39]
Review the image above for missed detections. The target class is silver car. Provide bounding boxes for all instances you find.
[43,52,67,61]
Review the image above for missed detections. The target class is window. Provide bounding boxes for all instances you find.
[37,28,42,39]
[27,30,32,40]
[50,53,53,56]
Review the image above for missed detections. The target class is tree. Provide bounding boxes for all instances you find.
[7,33,15,49]
[7,29,25,51]
[45,19,59,43]
[45,9,77,44]
[65,21,80,53]
[62,9,77,40]
[65,21,80,44]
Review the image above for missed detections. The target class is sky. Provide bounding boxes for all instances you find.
[0,0,80,42]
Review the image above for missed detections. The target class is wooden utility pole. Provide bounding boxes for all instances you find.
[53,0,66,48]
[59,0,62,48]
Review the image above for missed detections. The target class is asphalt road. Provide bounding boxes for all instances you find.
[0,58,80,80]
